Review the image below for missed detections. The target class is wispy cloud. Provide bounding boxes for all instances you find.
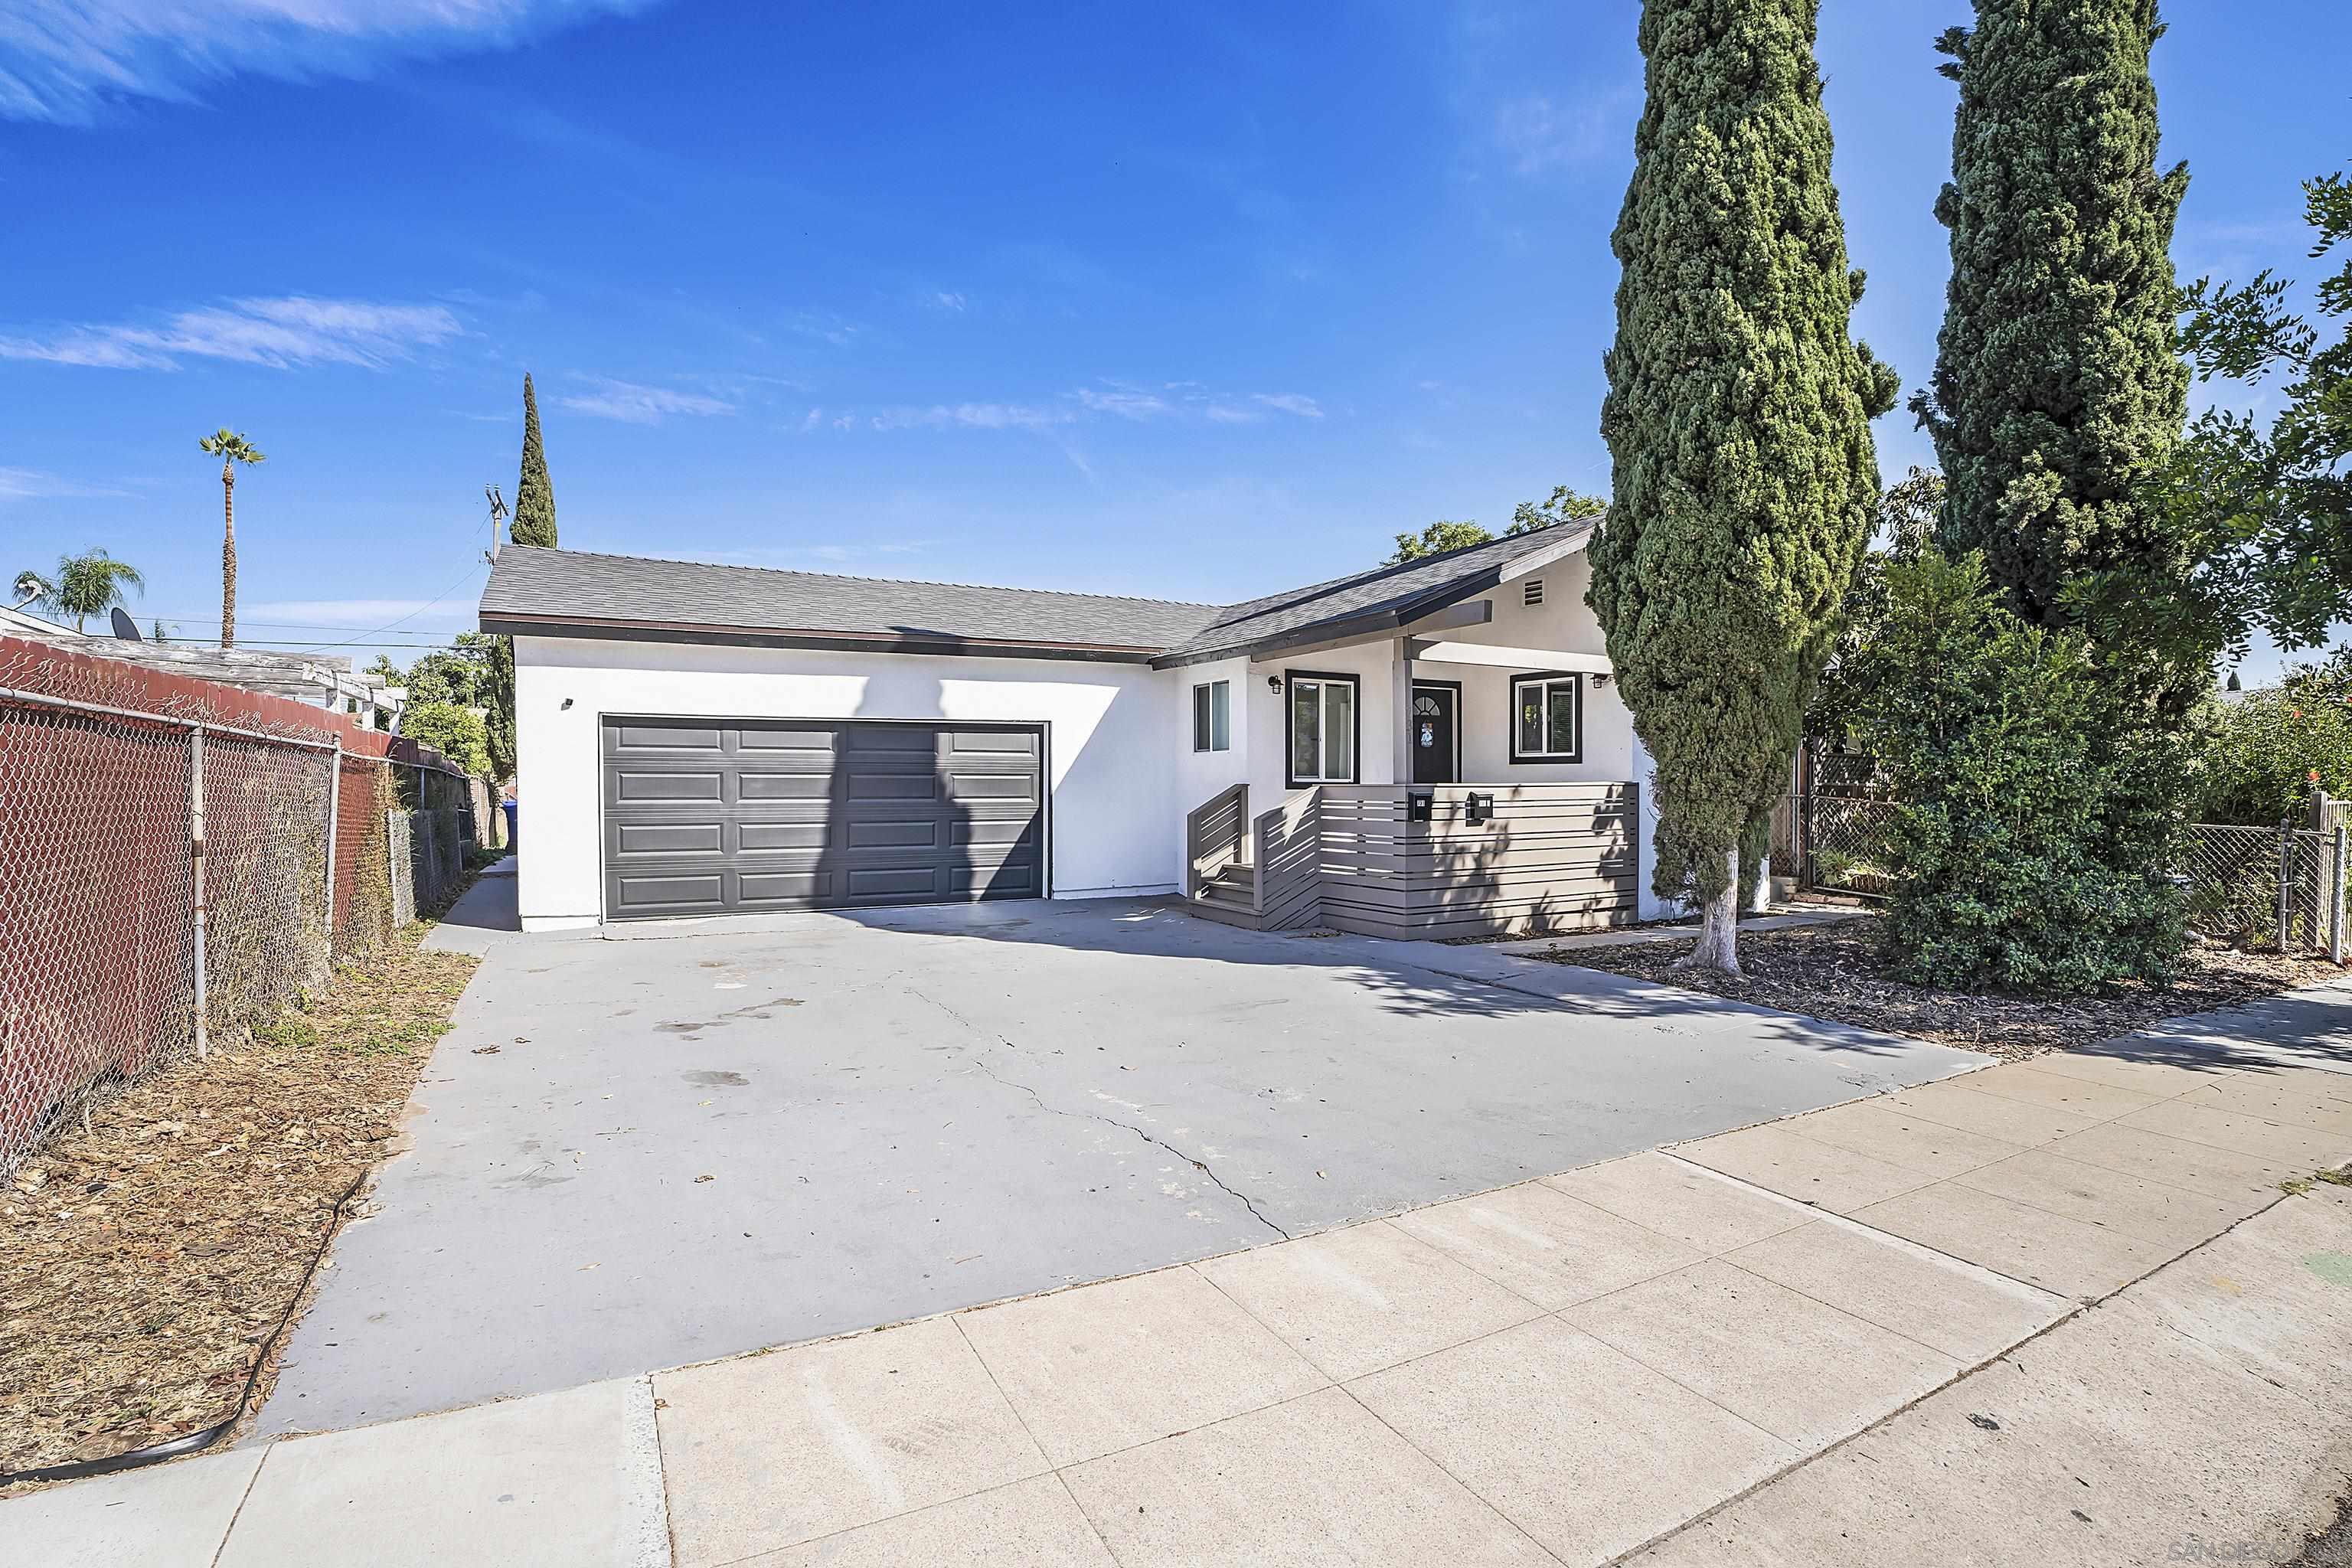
[1074,385,1174,420]
[784,309,861,347]
[0,0,662,124]
[0,295,462,370]
[1250,393,1322,420]
[0,466,130,501]
[927,291,967,312]
[560,376,735,424]
[1491,90,1632,177]
[834,381,1327,436]
[868,402,1073,432]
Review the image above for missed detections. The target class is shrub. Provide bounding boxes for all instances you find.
[400,701,491,779]
[1839,552,2186,992]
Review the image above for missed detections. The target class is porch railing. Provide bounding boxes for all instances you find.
[1185,780,1249,900]
[1188,780,1640,939]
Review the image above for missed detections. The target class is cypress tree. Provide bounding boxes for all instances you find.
[485,634,517,786]
[1916,0,2189,626]
[1591,0,1900,974]
[511,373,558,549]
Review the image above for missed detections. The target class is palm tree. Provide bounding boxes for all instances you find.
[199,428,265,647]
[20,549,145,632]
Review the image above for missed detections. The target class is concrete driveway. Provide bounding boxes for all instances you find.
[260,896,1980,1437]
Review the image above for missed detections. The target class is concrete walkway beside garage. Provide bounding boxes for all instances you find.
[9,993,2350,1568]
[253,896,1981,1437]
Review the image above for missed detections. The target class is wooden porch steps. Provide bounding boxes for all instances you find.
[1187,863,1265,928]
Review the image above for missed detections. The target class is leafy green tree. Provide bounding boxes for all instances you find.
[401,701,492,777]
[382,635,504,708]
[19,548,145,632]
[1913,2,2189,631]
[1811,468,1945,741]
[1383,488,1609,565]
[2147,160,2352,668]
[1509,486,1609,536]
[1589,0,1900,974]
[510,374,558,549]
[1386,520,1493,564]
[1840,551,2185,991]
[2188,651,2352,826]
[199,429,265,647]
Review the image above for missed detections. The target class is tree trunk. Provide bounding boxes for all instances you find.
[1672,848,1743,977]
[220,463,237,648]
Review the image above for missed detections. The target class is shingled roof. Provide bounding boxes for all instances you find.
[479,547,1220,658]
[1153,522,1598,665]
[478,518,1599,664]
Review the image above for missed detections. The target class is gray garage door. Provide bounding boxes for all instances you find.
[600,718,1044,920]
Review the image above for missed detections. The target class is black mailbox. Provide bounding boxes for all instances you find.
[1406,789,1435,824]
[1465,791,1494,825]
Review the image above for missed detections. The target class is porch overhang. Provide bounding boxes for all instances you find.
[1404,639,1613,675]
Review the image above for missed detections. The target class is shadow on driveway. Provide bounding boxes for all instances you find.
[260,897,1983,1438]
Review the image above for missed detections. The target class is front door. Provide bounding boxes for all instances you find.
[1410,684,1459,784]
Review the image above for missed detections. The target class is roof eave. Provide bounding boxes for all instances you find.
[1150,567,1509,670]
[482,611,1169,665]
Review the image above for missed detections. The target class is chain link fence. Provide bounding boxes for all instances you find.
[2182,819,2348,957]
[0,638,483,1175]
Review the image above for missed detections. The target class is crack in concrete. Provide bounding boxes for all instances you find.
[908,987,1291,1241]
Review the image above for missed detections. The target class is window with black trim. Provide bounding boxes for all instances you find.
[1511,672,1582,763]
[1191,679,1231,753]
[1285,671,1358,785]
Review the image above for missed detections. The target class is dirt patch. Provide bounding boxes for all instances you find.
[0,923,477,1480]
[1538,921,2344,1060]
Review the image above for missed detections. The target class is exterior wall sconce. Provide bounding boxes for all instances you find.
[1591,673,1612,689]
[1266,675,1283,694]
[560,697,574,709]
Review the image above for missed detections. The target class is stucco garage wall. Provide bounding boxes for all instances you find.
[513,635,1181,929]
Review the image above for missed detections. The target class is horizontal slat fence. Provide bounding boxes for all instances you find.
[1200,781,1638,939]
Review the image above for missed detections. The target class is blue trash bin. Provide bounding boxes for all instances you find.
[501,797,518,850]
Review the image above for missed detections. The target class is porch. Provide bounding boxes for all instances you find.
[1184,780,1641,939]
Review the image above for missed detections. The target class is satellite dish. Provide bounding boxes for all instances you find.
[110,607,143,640]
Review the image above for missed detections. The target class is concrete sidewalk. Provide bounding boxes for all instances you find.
[11,1014,2350,1566]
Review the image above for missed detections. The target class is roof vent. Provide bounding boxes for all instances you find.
[1523,578,1544,607]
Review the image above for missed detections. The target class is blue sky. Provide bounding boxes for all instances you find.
[2,0,2344,678]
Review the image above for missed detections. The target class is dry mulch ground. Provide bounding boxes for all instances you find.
[1541,921,2345,1060]
[0,922,477,1479]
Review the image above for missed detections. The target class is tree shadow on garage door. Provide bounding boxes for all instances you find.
[814,675,1041,910]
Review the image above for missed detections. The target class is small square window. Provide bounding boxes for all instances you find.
[1510,674,1582,763]
[1192,680,1231,753]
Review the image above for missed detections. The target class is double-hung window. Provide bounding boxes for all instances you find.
[1191,679,1231,753]
[1511,672,1582,763]
[1286,671,1357,785]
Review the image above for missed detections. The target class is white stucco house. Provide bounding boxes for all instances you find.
[479,520,1668,934]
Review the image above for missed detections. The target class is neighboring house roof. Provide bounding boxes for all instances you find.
[1,603,398,714]
[478,518,1601,665]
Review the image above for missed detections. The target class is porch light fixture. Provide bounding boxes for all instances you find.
[1591,673,1612,689]
[1267,675,1283,693]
